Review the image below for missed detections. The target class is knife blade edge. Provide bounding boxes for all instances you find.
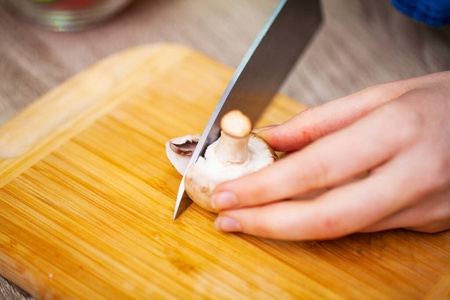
[173,0,322,220]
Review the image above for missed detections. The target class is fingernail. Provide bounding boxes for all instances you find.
[211,192,238,210]
[214,216,242,232]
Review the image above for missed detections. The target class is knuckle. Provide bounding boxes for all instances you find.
[377,100,425,149]
[391,105,425,144]
[412,146,450,195]
[314,213,349,239]
[423,157,450,192]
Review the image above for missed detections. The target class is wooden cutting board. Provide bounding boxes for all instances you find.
[0,44,448,300]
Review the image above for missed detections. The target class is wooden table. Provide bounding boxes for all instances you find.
[1,0,449,299]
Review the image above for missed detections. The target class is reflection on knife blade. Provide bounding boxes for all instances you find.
[173,0,322,220]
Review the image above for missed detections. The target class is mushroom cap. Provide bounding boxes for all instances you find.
[185,133,276,213]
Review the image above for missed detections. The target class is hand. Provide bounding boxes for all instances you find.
[211,71,450,240]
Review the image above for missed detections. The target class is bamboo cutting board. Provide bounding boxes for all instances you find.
[0,44,448,300]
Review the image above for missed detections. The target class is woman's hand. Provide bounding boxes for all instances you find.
[211,71,450,240]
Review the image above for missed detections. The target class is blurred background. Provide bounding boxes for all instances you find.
[1,0,449,127]
[0,0,449,298]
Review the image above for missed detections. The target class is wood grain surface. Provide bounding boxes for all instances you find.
[1,0,450,299]
[0,43,449,300]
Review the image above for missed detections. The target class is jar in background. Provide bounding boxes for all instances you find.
[3,0,133,32]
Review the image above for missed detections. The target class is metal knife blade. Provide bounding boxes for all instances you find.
[173,0,322,220]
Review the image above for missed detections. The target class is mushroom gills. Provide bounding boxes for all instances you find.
[165,134,200,174]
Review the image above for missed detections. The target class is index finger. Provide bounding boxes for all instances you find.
[258,72,444,152]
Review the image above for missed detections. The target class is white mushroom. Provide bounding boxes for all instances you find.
[166,110,276,213]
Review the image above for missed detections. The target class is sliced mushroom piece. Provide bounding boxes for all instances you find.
[165,134,200,174]
[184,110,276,213]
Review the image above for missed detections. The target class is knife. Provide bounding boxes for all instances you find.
[173,0,322,220]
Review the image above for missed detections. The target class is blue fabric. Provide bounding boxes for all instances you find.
[392,0,450,27]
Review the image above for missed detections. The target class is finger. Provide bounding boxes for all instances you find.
[212,100,406,211]
[214,165,416,240]
[257,77,417,152]
[360,190,450,233]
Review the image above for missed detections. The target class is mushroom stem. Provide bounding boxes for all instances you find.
[216,132,250,163]
[215,110,252,164]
